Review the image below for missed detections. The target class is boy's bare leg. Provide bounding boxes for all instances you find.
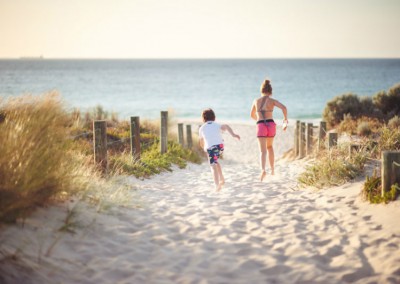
[267,138,275,175]
[216,163,225,187]
[257,137,267,181]
[210,165,221,190]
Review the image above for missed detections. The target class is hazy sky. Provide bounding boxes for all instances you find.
[1,0,399,58]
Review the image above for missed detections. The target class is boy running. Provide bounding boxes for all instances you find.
[198,108,240,191]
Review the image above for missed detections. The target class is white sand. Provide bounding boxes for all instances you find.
[1,124,400,284]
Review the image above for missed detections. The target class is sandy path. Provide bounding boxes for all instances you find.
[1,124,400,284]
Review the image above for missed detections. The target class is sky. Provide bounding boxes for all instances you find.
[0,0,399,59]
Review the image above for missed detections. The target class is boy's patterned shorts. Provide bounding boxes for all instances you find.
[207,144,224,165]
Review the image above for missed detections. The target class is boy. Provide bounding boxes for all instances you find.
[198,108,240,191]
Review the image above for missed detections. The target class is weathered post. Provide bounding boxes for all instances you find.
[178,123,184,146]
[93,120,107,174]
[130,116,140,160]
[318,121,327,151]
[186,124,193,149]
[306,123,313,156]
[299,122,306,158]
[348,144,361,157]
[295,120,300,157]
[328,132,338,149]
[381,151,400,196]
[160,111,168,154]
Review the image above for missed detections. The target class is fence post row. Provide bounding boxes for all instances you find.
[160,111,168,154]
[130,116,141,160]
[381,151,400,196]
[178,123,184,146]
[93,120,107,175]
[186,124,193,149]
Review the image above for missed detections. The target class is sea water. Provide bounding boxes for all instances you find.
[0,59,399,122]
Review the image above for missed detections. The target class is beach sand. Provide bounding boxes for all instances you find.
[1,124,400,284]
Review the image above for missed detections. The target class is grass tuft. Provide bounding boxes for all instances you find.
[0,93,98,223]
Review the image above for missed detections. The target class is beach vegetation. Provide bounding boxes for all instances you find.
[356,121,372,137]
[377,126,400,153]
[298,144,367,189]
[372,84,400,119]
[0,93,201,223]
[361,173,399,204]
[0,93,98,223]
[323,83,400,128]
[388,115,400,129]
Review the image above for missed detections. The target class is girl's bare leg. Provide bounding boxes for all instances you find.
[267,137,275,175]
[257,137,267,181]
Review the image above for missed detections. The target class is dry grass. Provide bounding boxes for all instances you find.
[298,144,367,189]
[0,93,100,223]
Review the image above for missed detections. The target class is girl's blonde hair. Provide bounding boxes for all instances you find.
[261,79,272,95]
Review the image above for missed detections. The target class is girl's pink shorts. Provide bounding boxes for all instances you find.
[257,120,276,137]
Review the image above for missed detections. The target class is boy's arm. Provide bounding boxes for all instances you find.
[221,124,240,140]
[199,137,205,149]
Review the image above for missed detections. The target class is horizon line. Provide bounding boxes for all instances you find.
[1,56,400,60]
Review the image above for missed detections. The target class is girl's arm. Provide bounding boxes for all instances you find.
[250,101,257,121]
[221,124,240,140]
[274,100,288,121]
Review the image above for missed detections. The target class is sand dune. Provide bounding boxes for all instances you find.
[1,123,400,284]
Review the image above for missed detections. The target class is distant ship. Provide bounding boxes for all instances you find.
[19,55,44,60]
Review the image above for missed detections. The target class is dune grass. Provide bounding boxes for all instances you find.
[0,93,202,223]
[298,143,367,189]
[0,93,100,223]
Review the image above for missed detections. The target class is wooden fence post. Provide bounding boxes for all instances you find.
[186,124,193,149]
[381,151,400,196]
[328,132,338,149]
[130,116,140,160]
[318,121,327,151]
[178,123,184,146]
[349,144,361,157]
[93,120,107,174]
[160,111,168,154]
[306,123,313,156]
[299,122,306,158]
[295,120,300,156]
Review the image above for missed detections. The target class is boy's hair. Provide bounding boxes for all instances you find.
[202,108,215,122]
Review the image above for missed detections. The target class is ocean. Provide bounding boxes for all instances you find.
[0,59,399,122]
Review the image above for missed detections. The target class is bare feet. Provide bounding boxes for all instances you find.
[260,170,267,182]
[271,169,275,175]
[216,184,222,192]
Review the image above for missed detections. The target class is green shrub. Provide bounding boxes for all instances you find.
[109,140,202,178]
[323,93,362,128]
[372,84,400,118]
[362,173,399,204]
